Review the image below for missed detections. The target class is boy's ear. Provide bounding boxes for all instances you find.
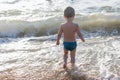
[64,16,67,18]
[73,15,75,17]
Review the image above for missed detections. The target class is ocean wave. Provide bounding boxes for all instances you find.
[0,14,120,37]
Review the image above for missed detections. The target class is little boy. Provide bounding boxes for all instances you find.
[56,6,85,69]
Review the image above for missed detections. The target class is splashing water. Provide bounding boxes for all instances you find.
[0,0,120,80]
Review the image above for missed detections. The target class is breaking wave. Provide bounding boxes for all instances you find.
[0,13,120,37]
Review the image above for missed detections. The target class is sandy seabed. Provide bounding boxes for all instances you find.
[0,63,99,80]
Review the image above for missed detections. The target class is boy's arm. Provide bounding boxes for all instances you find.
[56,25,63,45]
[76,25,85,42]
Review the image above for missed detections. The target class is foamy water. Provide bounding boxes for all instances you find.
[0,0,120,80]
[0,36,120,80]
[0,0,120,37]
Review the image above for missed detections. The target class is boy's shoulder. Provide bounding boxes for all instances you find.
[60,22,66,26]
[60,23,66,29]
[73,22,79,27]
[60,22,79,27]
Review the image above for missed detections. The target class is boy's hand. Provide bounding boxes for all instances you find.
[56,41,60,45]
[82,39,85,42]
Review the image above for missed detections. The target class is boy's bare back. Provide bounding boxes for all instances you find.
[61,22,79,42]
[56,6,85,46]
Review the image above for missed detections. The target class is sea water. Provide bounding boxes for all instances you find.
[0,0,120,80]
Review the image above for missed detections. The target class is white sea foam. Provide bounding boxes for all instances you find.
[0,36,120,79]
[0,0,120,37]
[0,0,120,80]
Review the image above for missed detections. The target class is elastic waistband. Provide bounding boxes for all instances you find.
[63,41,76,43]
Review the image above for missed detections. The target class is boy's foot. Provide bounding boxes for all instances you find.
[63,64,67,69]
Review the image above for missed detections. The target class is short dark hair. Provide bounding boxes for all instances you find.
[64,6,75,18]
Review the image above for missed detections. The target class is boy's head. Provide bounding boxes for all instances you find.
[64,6,75,18]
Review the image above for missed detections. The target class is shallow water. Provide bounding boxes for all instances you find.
[0,36,120,80]
[0,0,120,80]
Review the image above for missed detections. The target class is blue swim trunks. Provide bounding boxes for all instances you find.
[63,42,77,51]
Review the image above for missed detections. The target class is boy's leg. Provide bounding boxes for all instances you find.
[70,49,76,67]
[63,49,68,68]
